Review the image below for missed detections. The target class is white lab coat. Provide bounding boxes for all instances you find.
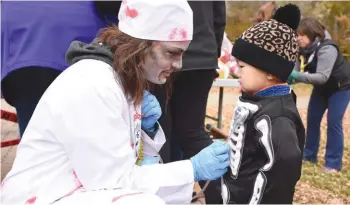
[0,59,195,205]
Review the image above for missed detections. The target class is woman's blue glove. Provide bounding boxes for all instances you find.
[141,91,162,132]
[287,70,299,84]
[139,155,160,166]
[190,141,230,182]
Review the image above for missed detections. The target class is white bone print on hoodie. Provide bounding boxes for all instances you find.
[228,100,259,178]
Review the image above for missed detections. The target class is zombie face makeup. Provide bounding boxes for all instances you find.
[141,41,190,84]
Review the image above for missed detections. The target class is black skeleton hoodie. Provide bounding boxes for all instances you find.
[221,90,305,204]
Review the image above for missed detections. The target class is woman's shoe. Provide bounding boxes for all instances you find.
[323,167,339,173]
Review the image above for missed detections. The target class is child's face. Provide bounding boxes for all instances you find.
[237,60,271,94]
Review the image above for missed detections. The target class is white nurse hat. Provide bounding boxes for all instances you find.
[118,0,193,41]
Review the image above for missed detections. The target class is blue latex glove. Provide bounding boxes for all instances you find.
[190,141,230,182]
[141,91,162,132]
[139,155,160,166]
[287,70,299,85]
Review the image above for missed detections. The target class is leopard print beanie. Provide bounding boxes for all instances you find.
[232,4,301,81]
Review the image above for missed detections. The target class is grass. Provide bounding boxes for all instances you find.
[294,107,350,204]
[301,135,350,197]
[205,84,350,204]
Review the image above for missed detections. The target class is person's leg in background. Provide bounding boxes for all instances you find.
[152,84,173,163]
[170,69,222,204]
[152,77,185,163]
[325,89,350,171]
[303,88,328,163]
[171,70,216,159]
[2,67,61,136]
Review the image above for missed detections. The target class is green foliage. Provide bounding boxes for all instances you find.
[225,2,261,41]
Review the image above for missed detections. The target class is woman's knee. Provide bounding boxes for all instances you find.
[327,106,346,128]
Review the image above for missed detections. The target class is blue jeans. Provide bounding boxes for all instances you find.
[304,88,350,170]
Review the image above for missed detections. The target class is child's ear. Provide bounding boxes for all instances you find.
[268,74,284,83]
[267,74,274,80]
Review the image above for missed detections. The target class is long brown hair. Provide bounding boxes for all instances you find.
[95,25,153,105]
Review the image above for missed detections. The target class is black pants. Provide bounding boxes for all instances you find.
[152,69,222,204]
[1,67,61,136]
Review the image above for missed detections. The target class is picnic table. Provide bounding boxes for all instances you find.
[206,78,240,129]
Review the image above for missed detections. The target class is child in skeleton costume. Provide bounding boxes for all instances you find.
[221,4,306,204]
[1,1,231,204]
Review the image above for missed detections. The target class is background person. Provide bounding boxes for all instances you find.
[288,17,350,172]
[1,1,119,137]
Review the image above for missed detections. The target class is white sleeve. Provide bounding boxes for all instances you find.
[55,84,194,202]
[140,125,195,203]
